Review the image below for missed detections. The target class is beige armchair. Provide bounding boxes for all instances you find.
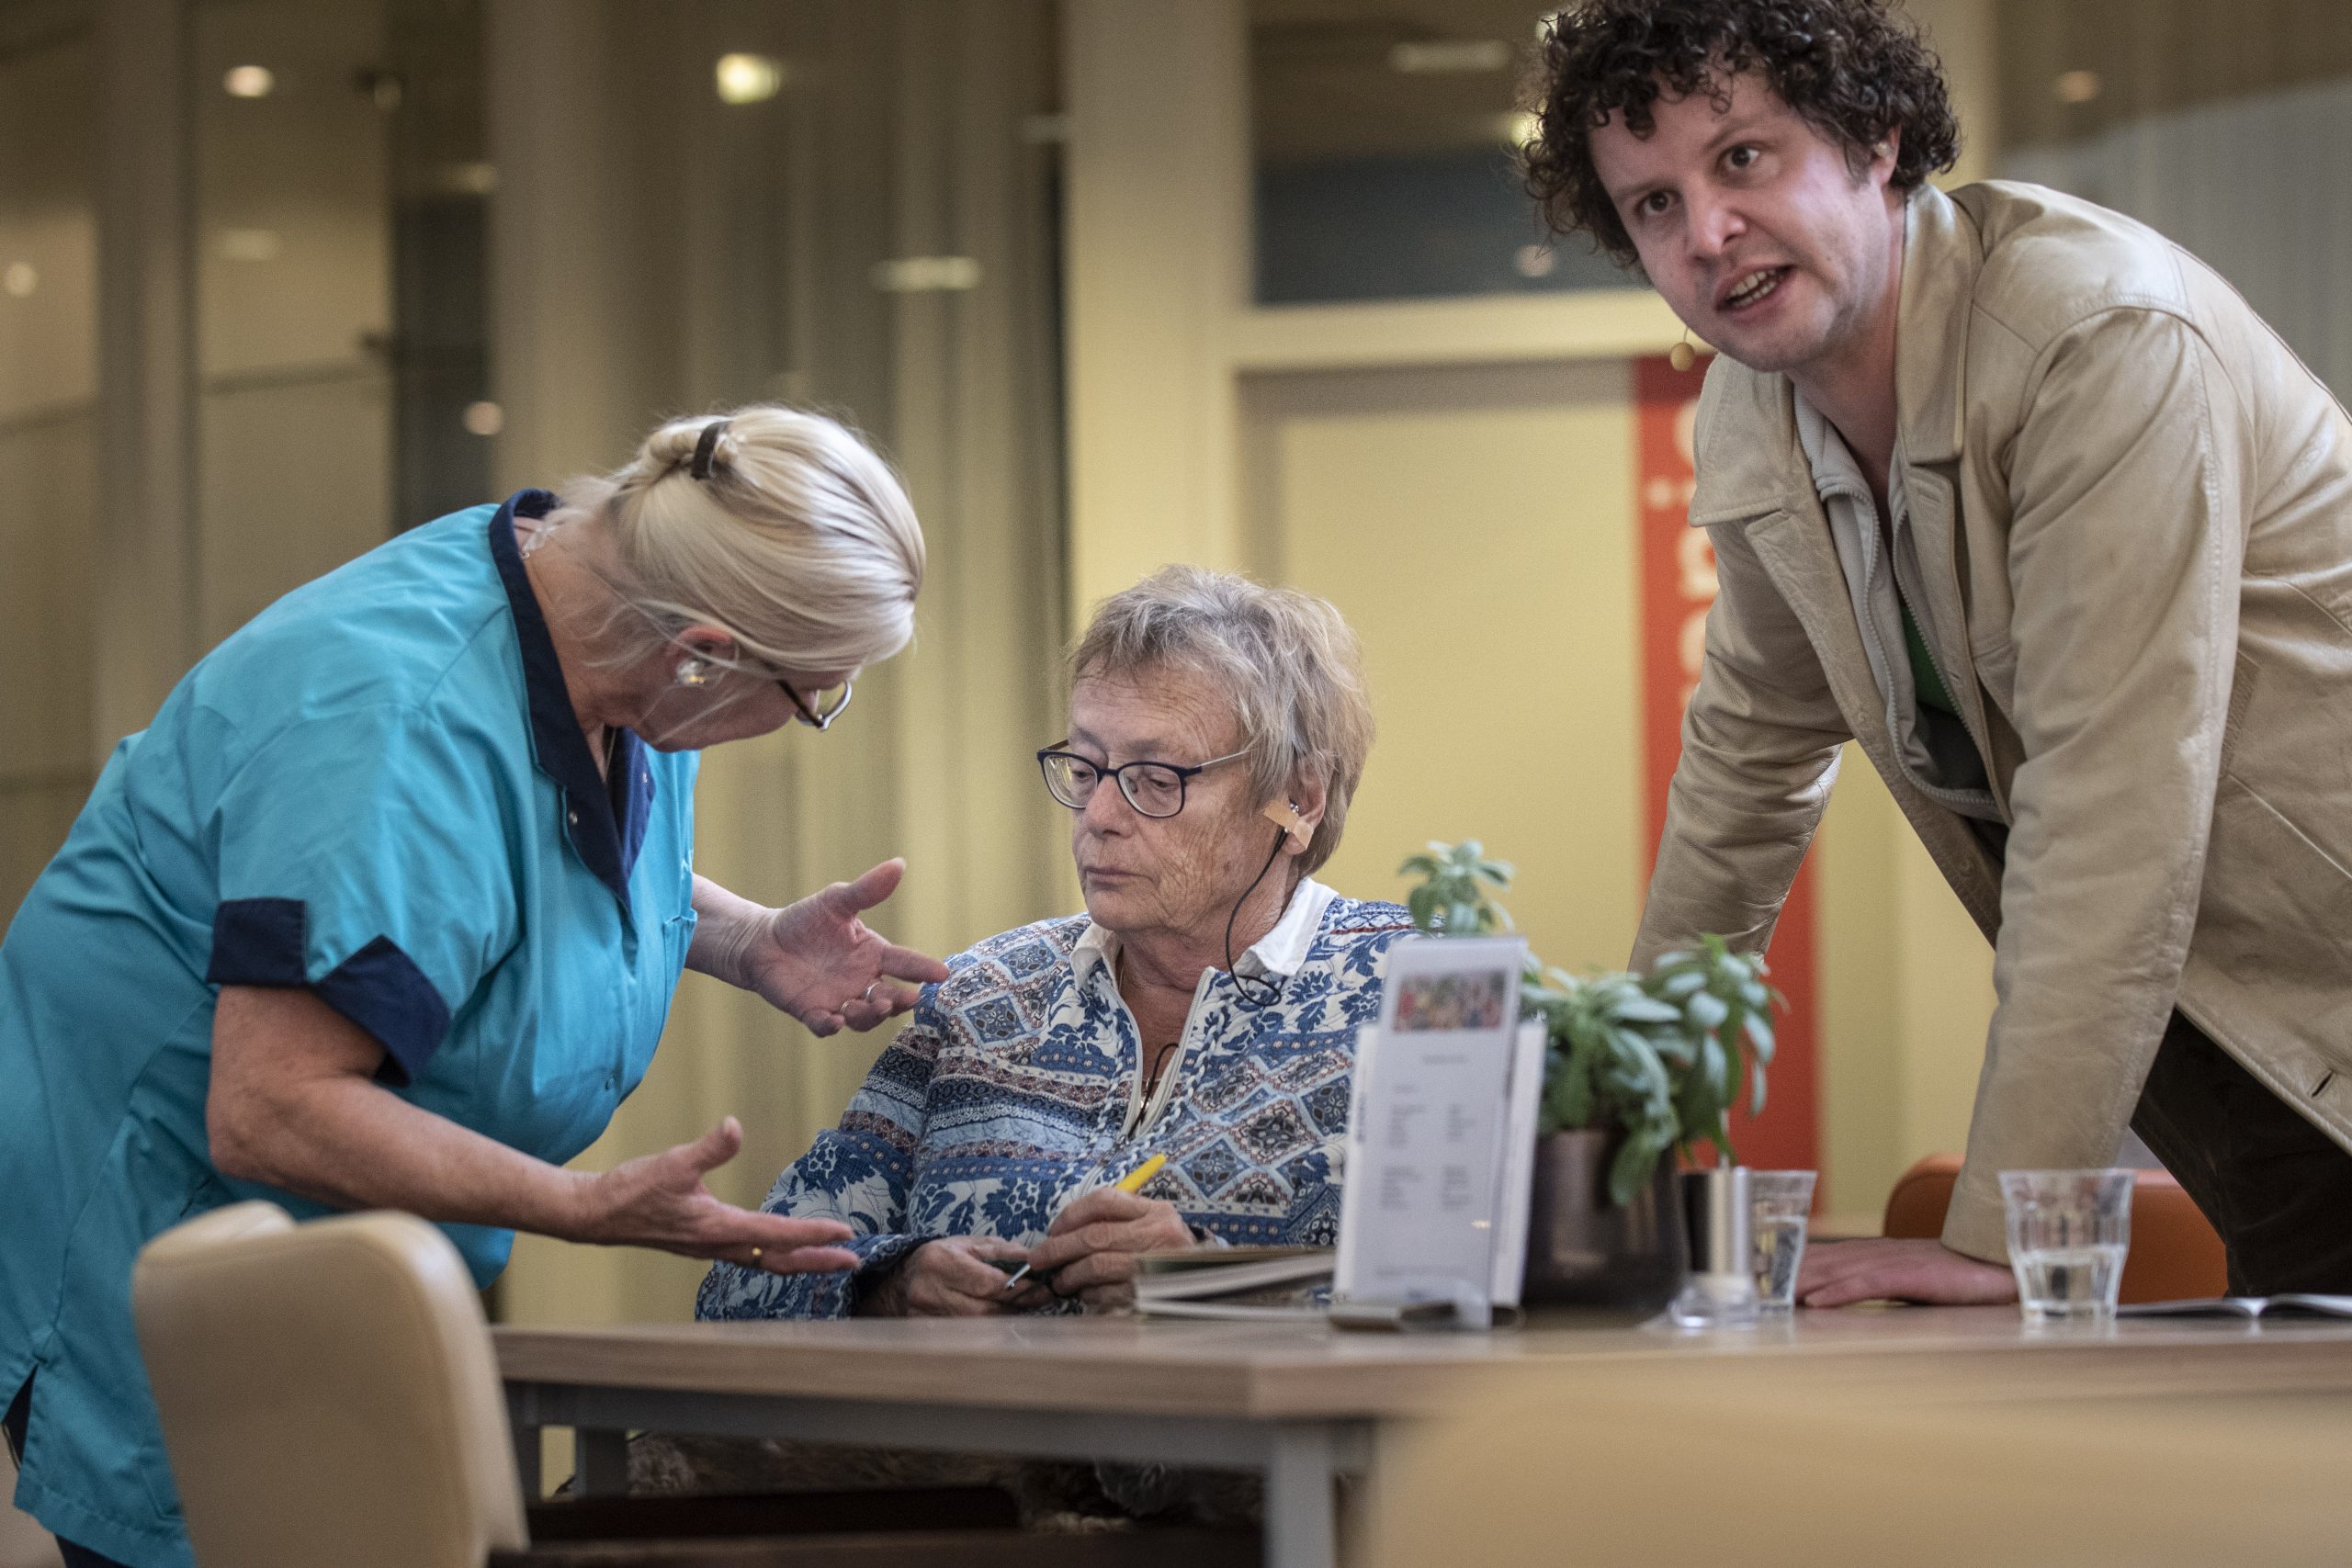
[134,1201,538,1568]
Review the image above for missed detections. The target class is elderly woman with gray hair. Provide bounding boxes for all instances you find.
[699,565,1410,1323]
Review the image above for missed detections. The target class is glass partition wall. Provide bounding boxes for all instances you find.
[481,0,1069,1327]
[193,0,401,643]
[1996,0,2352,400]
[1250,0,1626,303]
[0,2,97,922]
[1,0,1069,1345]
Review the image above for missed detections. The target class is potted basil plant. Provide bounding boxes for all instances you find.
[1398,840,1781,1310]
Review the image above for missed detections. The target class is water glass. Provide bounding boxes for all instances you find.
[1999,1168,2132,1322]
[1749,1169,1817,1312]
[1668,1168,1758,1329]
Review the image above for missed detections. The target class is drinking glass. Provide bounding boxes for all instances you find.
[1999,1168,2133,1322]
[1668,1168,1758,1329]
[1749,1169,1817,1312]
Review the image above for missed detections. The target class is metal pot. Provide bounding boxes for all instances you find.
[1520,1129,1688,1311]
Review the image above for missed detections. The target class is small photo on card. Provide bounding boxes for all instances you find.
[1391,967,1510,1032]
[1376,934,1527,1040]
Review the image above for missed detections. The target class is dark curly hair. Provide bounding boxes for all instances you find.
[1521,0,1960,271]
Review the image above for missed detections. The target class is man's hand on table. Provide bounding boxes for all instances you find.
[1020,1190,1195,1311]
[1797,1236,2019,1307]
[860,1236,1032,1317]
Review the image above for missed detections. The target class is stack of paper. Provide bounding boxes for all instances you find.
[1134,1247,1335,1320]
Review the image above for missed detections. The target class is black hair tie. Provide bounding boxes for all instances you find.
[691,419,730,480]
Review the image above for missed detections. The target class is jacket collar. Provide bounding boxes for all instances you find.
[487,489,651,909]
[1685,182,1979,529]
[1894,181,1978,466]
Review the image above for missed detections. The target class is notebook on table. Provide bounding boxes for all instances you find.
[1134,1246,1333,1320]
[2117,1293,2352,1319]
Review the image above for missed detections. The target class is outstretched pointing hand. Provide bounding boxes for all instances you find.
[578,1116,858,1275]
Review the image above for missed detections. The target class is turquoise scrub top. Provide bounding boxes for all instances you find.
[0,491,699,1567]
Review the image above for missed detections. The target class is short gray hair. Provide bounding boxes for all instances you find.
[1071,566,1374,874]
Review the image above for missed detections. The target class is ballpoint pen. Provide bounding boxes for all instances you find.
[1000,1152,1169,1293]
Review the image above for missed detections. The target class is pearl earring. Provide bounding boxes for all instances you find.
[1668,329,1699,373]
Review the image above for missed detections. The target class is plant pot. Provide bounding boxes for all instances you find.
[1520,1129,1688,1312]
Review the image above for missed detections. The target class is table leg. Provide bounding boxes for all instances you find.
[1265,1425,1340,1568]
[576,1427,630,1495]
[505,1386,543,1500]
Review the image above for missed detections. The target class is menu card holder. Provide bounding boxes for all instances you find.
[1332,935,1544,1331]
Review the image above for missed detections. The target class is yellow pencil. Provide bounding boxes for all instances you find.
[1114,1152,1168,1193]
[1001,1153,1170,1293]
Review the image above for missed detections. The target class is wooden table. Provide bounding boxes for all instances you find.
[495,1307,2352,1568]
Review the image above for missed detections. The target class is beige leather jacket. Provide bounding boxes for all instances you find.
[1633,180,2352,1260]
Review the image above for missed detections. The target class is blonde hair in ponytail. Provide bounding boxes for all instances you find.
[561,405,925,676]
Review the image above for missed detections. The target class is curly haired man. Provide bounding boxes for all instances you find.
[1528,0,2352,1304]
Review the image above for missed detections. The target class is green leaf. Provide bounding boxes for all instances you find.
[1650,969,1708,1000]
[1611,994,1681,1024]
[1684,990,1729,1032]
[1608,1127,1667,1206]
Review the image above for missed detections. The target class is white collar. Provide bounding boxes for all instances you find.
[1070,875,1337,989]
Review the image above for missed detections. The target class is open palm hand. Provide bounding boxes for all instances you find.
[735,859,950,1035]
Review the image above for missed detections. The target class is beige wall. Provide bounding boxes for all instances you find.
[1242,362,1645,973]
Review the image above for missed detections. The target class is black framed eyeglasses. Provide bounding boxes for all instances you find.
[777,677,854,730]
[1035,745,1249,818]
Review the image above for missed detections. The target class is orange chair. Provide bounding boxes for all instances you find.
[1882,1154,2227,1303]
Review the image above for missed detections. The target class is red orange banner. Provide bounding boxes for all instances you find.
[1634,354,1820,1179]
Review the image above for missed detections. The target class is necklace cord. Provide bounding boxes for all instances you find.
[1223,827,1290,1010]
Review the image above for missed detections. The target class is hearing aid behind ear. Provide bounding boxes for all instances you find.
[1262,799,1308,847]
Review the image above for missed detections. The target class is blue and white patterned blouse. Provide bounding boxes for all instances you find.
[697,878,1413,1320]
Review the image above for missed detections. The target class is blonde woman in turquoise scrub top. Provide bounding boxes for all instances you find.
[0,407,950,1568]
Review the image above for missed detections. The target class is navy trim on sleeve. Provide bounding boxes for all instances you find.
[206,897,309,987]
[209,902,452,1085]
[311,935,454,1088]
[486,491,642,908]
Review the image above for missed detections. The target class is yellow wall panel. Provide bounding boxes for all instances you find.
[1242,360,1643,974]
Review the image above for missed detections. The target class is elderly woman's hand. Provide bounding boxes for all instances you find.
[858,1236,1033,1317]
[692,861,951,1035]
[1021,1190,1196,1310]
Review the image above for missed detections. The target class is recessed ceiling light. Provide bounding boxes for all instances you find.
[1390,39,1511,73]
[223,64,275,98]
[715,53,784,106]
[216,229,282,262]
[870,256,982,293]
[2054,69,2102,104]
[443,162,498,197]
